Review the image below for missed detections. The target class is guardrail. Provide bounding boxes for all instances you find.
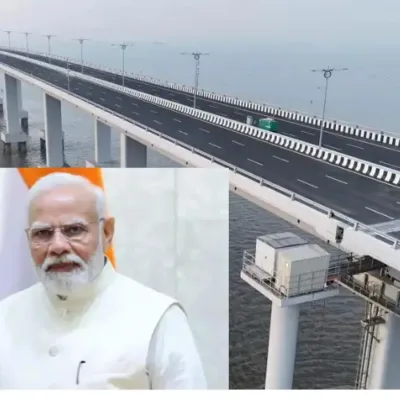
[1,57,399,251]
[4,46,399,146]
[2,50,400,187]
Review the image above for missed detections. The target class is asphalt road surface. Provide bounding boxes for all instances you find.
[1,53,400,226]
[6,49,400,171]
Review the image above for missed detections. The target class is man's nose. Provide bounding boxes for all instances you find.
[47,230,71,255]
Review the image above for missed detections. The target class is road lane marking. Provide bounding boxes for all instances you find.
[247,158,263,167]
[209,142,221,149]
[325,175,348,185]
[220,113,228,117]
[301,130,315,136]
[179,130,188,135]
[132,102,138,107]
[346,143,364,150]
[232,140,244,146]
[234,111,244,116]
[150,110,158,114]
[325,144,342,151]
[86,92,91,95]
[210,104,218,109]
[380,160,400,170]
[153,120,162,125]
[365,207,394,220]
[116,96,122,100]
[297,179,318,189]
[100,97,105,101]
[132,111,140,116]
[173,118,182,123]
[115,104,121,108]
[282,131,296,138]
[199,128,210,133]
[272,155,289,163]
[102,91,106,95]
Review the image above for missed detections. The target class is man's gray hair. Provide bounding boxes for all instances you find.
[27,172,106,218]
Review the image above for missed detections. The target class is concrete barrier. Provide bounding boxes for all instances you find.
[2,50,400,187]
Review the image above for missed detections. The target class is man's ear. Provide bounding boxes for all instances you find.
[102,217,115,251]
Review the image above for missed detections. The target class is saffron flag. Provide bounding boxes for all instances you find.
[0,168,115,301]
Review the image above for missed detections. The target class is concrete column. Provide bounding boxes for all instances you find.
[120,133,147,167]
[368,313,400,389]
[43,92,64,167]
[95,119,112,163]
[16,80,28,131]
[265,303,300,389]
[2,74,27,153]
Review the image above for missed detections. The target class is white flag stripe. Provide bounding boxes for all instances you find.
[0,169,37,301]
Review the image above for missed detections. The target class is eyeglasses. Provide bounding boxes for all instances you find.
[26,218,104,245]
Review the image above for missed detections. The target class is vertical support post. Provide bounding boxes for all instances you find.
[265,303,300,389]
[368,313,400,389]
[120,133,147,167]
[43,92,64,166]
[94,119,112,163]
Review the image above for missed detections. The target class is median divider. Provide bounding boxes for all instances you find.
[2,50,400,187]
[5,47,398,148]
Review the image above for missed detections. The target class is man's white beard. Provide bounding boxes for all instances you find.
[35,241,105,296]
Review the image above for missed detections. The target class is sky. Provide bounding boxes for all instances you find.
[1,0,400,131]
[1,0,400,49]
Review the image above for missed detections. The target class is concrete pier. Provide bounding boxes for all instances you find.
[43,92,64,166]
[94,119,112,163]
[120,133,147,167]
[1,74,27,153]
[16,80,28,131]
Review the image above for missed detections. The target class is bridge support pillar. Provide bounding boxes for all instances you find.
[265,303,300,389]
[16,80,29,132]
[367,313,400,389]
[120,134,147,167]
[95,119,112,163]
[43,92,64,167]
[1,74,27,154]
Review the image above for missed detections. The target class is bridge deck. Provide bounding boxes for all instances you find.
[1,53,400,227]
[7,49,400,170]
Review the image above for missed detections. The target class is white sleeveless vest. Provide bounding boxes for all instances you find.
[0,262,177,389]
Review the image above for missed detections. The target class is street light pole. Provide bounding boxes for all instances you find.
[43,34,54,63]
[112,42,134,88]
[5,31,11,48]
[24,32,31,55]
[181,51,209,109]
[311,67,348,148]
[74,38,87,73]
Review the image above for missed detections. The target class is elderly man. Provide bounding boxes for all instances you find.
[0,172,206,389]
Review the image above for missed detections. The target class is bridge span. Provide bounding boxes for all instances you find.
[5,47,400,171]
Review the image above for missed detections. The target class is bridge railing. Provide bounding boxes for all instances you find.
[4,49,400,188]
[1,58,399,252]
[2,46,399,143]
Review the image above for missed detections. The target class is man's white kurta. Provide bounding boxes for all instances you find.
[0,262,207,389]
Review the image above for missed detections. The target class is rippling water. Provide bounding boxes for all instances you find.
[0,79,367,389]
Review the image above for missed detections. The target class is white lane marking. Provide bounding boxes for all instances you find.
[210,104,218,109]
[220,113,228,117]
[346,143,364,150]
[282,131,296,138]
[232,140,244,146]
[150,110,158,114]
[209,142,221,149]
[153,120,162,125]
[78,82,82,85]
[325,144,342,151]
[116,96,122,100]
[234,111,244,116]
[179,130,188,136]
[100,97,105,101]
[115,104,121,108]
[272,155,289,163]
[380,160,400,170]
[173,118,182,123]
[301,130,315,136]
[247,158,263,167]
[102,91,106,95]
[86,92,91,95]
[297,179,318,189]
[325,175,348,185]
[169,93,175,96]
[199,128,210,133]
[132,111,140,116]
[365,207,394,220]
[132,102,138,107]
